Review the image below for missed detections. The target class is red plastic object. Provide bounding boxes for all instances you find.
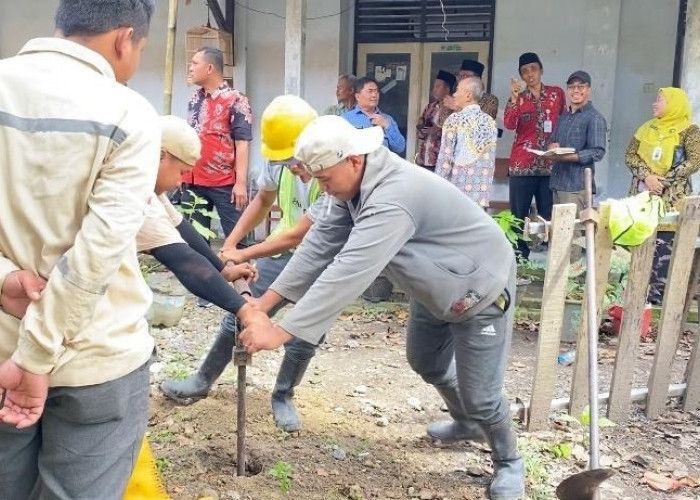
[608,304,652,340]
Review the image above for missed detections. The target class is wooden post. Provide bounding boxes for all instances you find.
[646,196,700,418]
[527,204,577,431]
[607,231,656,422]
[682,249,700,411]
[569,203,613,416]
[285,0,306,96]
[163,0,179,114]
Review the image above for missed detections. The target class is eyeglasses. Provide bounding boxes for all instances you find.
[567,84,589,91]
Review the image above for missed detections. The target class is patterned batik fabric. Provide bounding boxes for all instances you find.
[183,82,253,187]
[479,92,499,120]
[503,85,566,176]
[435,104,498,207]
[416,100,453,168]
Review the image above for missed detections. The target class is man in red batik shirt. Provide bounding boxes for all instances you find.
[182,46,252,240]
[503,52,565,259]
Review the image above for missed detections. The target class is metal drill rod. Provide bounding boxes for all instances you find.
[236,351,247,477]
[232,278,253,477]
[581,168,600,472]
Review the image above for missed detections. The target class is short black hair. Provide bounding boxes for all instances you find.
[197,46,224,74]
[354,76,379,94]
[55,0,156,41]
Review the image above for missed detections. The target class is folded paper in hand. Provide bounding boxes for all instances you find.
[525,147,576,158]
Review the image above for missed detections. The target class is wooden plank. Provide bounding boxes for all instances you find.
[646,196,700,418]
[607,231,656,422]
[569,203,613,416]
[527,203,577,431]
[682,250,700,411]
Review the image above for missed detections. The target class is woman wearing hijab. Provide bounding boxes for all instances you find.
[626,87,700,304]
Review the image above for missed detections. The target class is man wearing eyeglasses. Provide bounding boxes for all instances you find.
[547,70,607,261]
[547,71,607,209]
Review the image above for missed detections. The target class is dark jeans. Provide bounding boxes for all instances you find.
[181,184,242,239]
[509,175,553,259]
[0,361,151,500]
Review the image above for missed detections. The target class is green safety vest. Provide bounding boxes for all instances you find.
[268,168,321,241]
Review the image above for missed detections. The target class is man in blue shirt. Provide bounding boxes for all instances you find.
[342,76,406,154]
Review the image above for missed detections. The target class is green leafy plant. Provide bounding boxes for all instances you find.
[517,259,546,282]
[492,210,523,247]
[165,365,190,381]
[176,190,219,241]
[565,280,585,301]
[519,437,554,500]
[547,441,573,459]
[155,457,172,474]
[579,406,617,428]
[149,429,176,445]
[269,460,293,493]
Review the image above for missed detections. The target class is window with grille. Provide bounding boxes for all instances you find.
[354,0,495,43]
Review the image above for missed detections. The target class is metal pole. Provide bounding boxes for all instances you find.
[583,168,600,471]
[231,278,253,476]
[510,383,688,422]
[236,355,246,476]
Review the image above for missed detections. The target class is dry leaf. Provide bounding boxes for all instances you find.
[642,471,699,492]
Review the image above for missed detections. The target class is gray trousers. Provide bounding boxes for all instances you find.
[406,261,516,426]
[553,189,587,261]
[0,360,151,500]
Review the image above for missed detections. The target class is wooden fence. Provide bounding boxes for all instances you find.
[515,195,700,431]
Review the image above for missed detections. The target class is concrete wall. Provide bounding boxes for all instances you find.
[0,0,341,180]
[1,1,683,197]
[241,0,340,174]
[608,0,680,198]
[492,0,679,201]
[682,0,700,189]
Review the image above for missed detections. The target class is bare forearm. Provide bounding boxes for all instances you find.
[222,190,276,248]
[237,222,309,261]
[234,140,249,187]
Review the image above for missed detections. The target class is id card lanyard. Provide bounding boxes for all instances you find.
[543,108,553,134]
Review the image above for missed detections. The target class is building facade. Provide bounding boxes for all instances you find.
[0,0,695,199]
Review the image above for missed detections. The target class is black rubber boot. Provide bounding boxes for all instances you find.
[160,328,235,403]
[427,382,487,443]
[271,354,311,432]
[485,419,525,500]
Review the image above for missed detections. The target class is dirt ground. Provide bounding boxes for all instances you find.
[147,291,700,500]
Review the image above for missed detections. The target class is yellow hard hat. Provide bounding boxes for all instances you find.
[261,95,318,161]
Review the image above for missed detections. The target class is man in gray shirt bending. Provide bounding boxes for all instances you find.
[240,115,524,500]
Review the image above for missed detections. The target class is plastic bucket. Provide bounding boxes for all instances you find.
[608,304,652,341]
